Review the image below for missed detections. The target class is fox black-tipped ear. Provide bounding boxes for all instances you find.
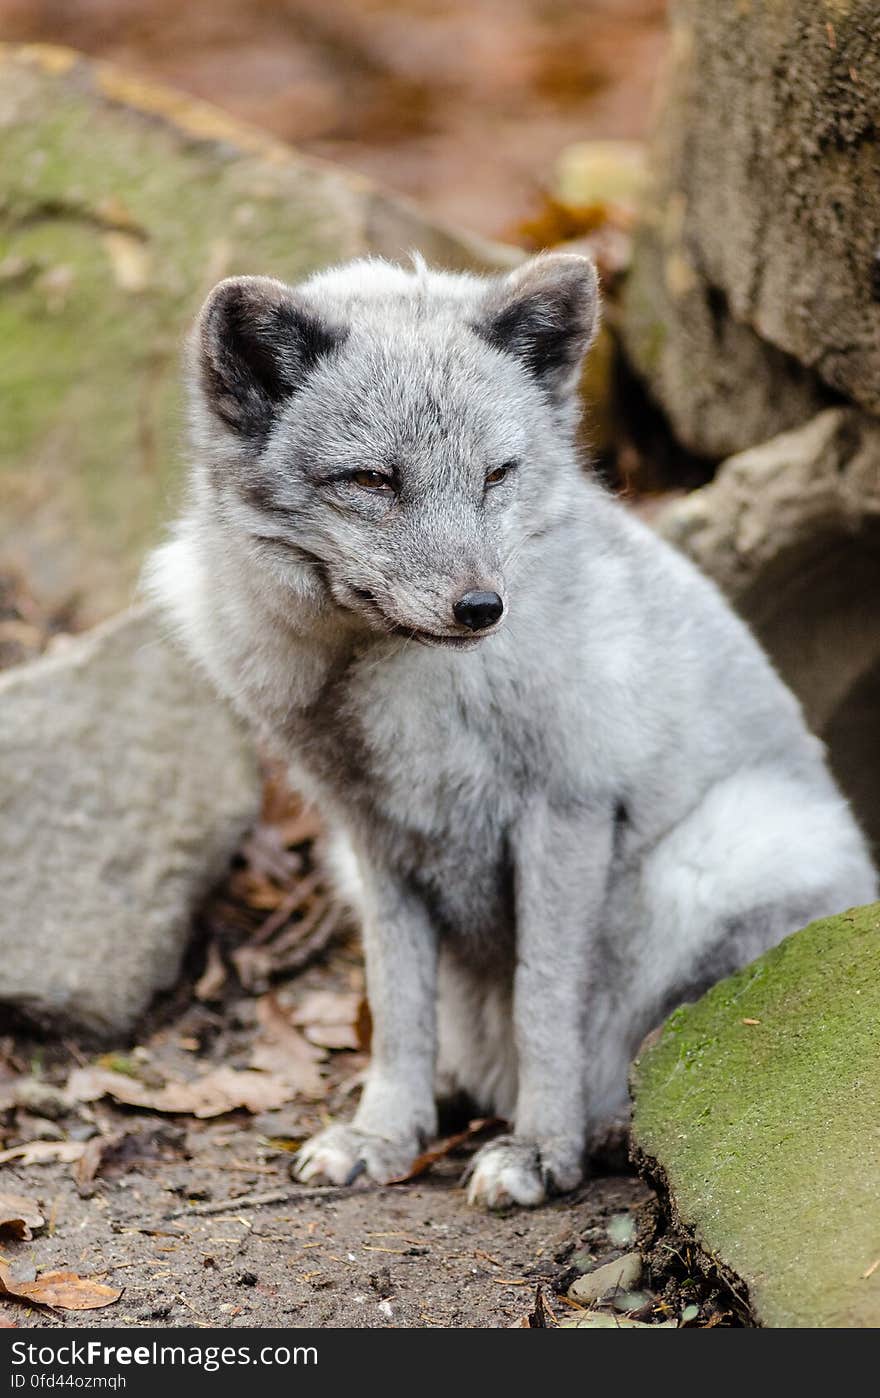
[475,253,599,401]
[194,276,347,442]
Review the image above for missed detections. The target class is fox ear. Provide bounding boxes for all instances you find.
[475,253,599,401]
[193,276,347,442]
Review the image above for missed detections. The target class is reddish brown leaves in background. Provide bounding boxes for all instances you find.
[199,774,347,996]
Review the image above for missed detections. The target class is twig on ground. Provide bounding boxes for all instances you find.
[272,906,344,977]
[251,871,324,946]
[163,1182,360,1218]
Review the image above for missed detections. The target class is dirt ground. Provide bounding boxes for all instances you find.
[0,1138,650,1329]
[0,853,653,1331]
[0,912,654,1330]
[0,802,743,1331]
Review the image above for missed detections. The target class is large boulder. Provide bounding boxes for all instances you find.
[0,606,261,1038]
[631,903,880,1328]
[622,0,880,458]
[0,43,515,625]
[657,408,880,852]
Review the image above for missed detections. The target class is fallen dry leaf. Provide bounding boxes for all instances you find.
[389,1118,504,1184]
[292,989,362,1051]
[0,1193,44,1241]
[509,1285,553,1328]
[355,996,372,1053]
[251,993,326,1099]
[264,1136,305,1153]
[230,944,274,992]
[303,1023,359,1050]
[0,1261,121,1312]
[194,941,228,1003]
[0,1141,85,1167]
[74,1122,184,1194]
[292,989,359,1025]
[67,1063,305,1118]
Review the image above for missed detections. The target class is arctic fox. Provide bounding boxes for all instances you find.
[148,253,877,1208]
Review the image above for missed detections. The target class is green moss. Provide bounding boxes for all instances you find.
[632,902,880,1327]
[620,251,668,377]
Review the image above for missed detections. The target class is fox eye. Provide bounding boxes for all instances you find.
[485,460,517,488]
[350,470,394,491]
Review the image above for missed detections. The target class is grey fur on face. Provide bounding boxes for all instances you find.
[148,252,877,1209]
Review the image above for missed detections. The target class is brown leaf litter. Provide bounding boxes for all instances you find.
[0,1262,121,1313]
[0,1192,44,1240]
[198,775,346,995]
[291,988,367,1051]
[73,1122,185,1195]
[250,991,326,1099]
[0,1141,86,1167]
[67,1063,303,1118]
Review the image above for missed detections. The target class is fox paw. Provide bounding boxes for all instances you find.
[291,1124,417,1187]
[465,1134,583,1209]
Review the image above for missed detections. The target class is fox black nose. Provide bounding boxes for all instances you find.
[453,590,504,632]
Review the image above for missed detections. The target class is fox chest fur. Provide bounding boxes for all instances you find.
[285,637,549,964]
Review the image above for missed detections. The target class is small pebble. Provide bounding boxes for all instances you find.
[612,1289,652,1313]
[607,1212,637,1248]
[568,1250,643,1303]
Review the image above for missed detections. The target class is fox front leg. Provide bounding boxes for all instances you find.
[467,798,614,1208]
[293,877,438,1187]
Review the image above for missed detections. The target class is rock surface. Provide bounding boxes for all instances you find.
[631,902,880,1328]
[0,606,261,1037]
[0,43,514,625]
[623,0,880,457]
[568,1251,643,1304]
[657,407,880,851]
[561,1313,674,1329]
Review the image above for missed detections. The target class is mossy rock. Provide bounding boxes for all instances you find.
[0,44,515,624]
[631,902,880,1327]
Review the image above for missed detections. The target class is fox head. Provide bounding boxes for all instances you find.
[187,253,599,649]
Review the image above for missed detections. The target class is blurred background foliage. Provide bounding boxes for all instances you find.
[0,0,666,238]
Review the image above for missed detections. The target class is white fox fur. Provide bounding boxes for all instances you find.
[147,254,877,1207]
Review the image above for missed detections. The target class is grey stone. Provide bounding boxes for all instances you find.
[624,253,831,460]
[657,407,880,851]
[606,1212,637,1248]
[0,605,261,1037]
[562,1313,674,1329]
[568,1251,643,1303]
[622,0,880,456]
